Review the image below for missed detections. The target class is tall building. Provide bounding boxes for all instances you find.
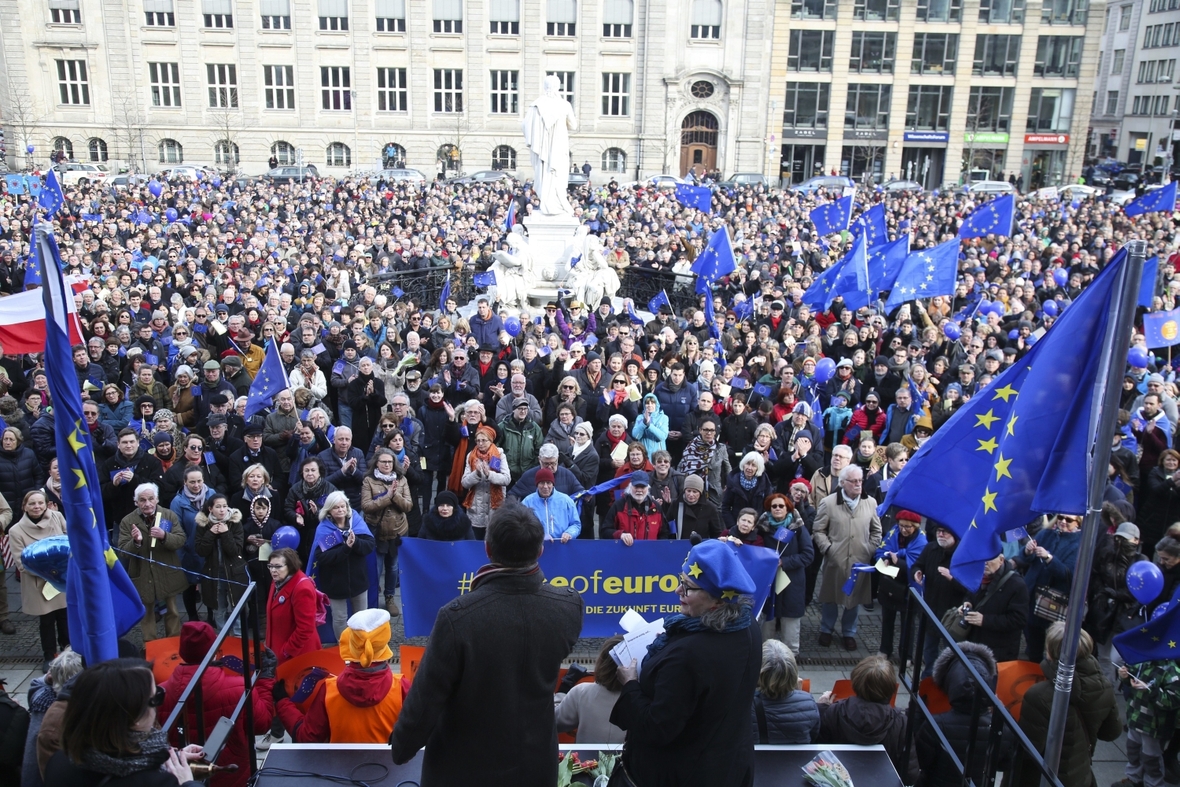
[0,0,1100,188]
[1090,0,1180,168]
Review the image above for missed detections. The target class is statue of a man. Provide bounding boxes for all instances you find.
[523,75,577,216]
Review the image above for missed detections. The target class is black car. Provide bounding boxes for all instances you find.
[263,165,319,184]
[567,171,590,189]
[1113,172,1140,191]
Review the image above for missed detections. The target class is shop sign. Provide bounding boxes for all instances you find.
[1024,133,1069,145]
[903,131,949,143]
[964,132,1010,144]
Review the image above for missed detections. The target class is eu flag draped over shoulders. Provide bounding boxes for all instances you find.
[34,223,144,664]
[884,239,959,309]
[1125,181,1178,218]
[958,193,1015,239]
[810,195,853,237]
[879,249,1127,589]
[691,226,737,294]
[244,339,291,420]
[674,182,712,214]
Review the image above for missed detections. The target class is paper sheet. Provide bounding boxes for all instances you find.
[258,543,273,562]
[774,567,791,594]
[610,609,666,676]
[610,441,630,463]
[874,558,900,578]
[716,383,732,399]
[43,583,61,601]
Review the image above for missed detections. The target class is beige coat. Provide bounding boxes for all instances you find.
[119,507,189,602]
[812,492,882,608]
[8,510,68,616]
[360,473,413,540]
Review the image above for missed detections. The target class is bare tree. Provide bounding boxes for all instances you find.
[439,110,480,177]
[3,83,42,171]
[208,104,250,176]
[109,87,148,173]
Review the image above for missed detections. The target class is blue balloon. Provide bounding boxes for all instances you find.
[943,322,961,341]
[212,177,222,188]
[271,526,300,551]
[989,302,1006,317]
[1128,346,1151,369]
[1008,329,1019,340]
[504,316,521,337]
[25,145,34,154]
[977,299,991,316]
[196,170,205,181]
[1053,268,1069,287]
[21,535,70,593]
[814,357,837,384]
[583,334,598,348]
[1128,560,1165,605]
[1025,334,1037,346]
[1042,300,1059,317]
[148,180,164,198]
[165,208,178,222]
[1154,601,1172,621]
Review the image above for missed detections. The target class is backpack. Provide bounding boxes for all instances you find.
[301,576,331,626]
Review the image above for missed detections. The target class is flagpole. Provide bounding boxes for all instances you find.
[1040,240,1145,787]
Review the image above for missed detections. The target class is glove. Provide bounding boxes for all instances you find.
[272,679,289,703]
[259,647,278,680]
[557,663,588,694]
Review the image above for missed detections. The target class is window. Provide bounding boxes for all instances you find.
[782,82,829,128]
[690,0,721,38]
[149,62,181,107]
[144,0,174,24]
[272,141,295,164]
[326,142,351,167]
[433,0,462,32]
[321,66,351,110]
[791,0,835,19]
[1026,88,1074,132]
[374,0,404,29]
[546,71,575,104]
[845,84,891,130]
[433,68,463,112]
[602,147,626,172]
[49,0,80,23]
[1034,36,1083,76]
[489,0,517,33]
[1119,4,1132,29]
[1111,49,1125,73]
[377,67,408,111]
[547,0,575,36]
[1143,24,1180,48]
[1152,0,1180,10]
[850,32,896,74]
[207,64,238,108]
[601,72,630,115]
[52,137,73,160]
[912,33,958,75]
[88,138,108,161]
[491,145,516,170]
[841,146,883,183]
[691,80,714,98]
[906,85,953,130]
[55,60,89,105]
[1138,59,1177,83]
[264,65,295,109]
[967,86,1014,132]
[158,138,183,163]
[979,0,1024,23]
[1105,90,1119,114]
[214,140,239,166]
[973,35,1020,76]
[1042,0,1087,24]
[854,0,898,21]
[603,0,631,36]
[490,70,519,114]
[260,0,290,27]
[917,0,960,21]
[788,30,834,72]
[437,144,460,169]
[202,0,232,27]
[318,0,347,29]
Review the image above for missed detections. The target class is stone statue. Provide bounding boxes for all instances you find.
[488,231,534,311]
[568,233,620,309]
[523,75,578,216]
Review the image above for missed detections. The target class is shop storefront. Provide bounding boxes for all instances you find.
[841,129,887,184]
[962,132,1009,181]
[1022,134,1070,188]
[780,129,826,186]
[901,131,948,190]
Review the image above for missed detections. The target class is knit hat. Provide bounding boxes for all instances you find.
[682,539,756,602]
[153,432,173,446]
[535,467,555,484]
[792,401,812,417]
[435,490,460,511]
[896,510,921,524]
[789,478,812,494]
[338,608,393,667]
[178,620,218,665]
[174,364,194,379]
[684,474,705,492]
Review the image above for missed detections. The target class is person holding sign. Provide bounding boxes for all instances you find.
[118,483,187,641]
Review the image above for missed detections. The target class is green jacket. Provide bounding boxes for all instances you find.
[1123,658,1180,740]
[497,416,543,482]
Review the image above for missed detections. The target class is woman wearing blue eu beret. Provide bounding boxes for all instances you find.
[609,539,760,787]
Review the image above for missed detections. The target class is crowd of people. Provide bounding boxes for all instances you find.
[1,165,1180,785]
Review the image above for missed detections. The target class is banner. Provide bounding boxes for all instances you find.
[1145,306,1180,348]
[398,539,779,638]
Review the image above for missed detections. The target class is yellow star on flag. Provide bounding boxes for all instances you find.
[104,547,118,569]
[688,562,703,579]
[1172,641,1178,648]
[994,454,1012,481]
[72,468,86,489]
[975,409,1000,430]
[1007,415,1018,436]
[68,423,86,454]
[981,489,997,513]
[721,590,738,600]
[976,437,998,454]
[993,385,1018,402]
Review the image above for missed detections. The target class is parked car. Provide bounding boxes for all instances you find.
[567,171,590,188]
[373,168,426,184]
[649,174,685,189]
[718,172,770,189]
[446,169,511,185]
[957,180,1016,196]
[1058,184,1099,200]
[790,175,855,195]
[109,173,151,190]
[157,166,216,182]
[263,165,320,184]
[881,179,924,193]
[1112,172,1140,191]
[54,162,110,185]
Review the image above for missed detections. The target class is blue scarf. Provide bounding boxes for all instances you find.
[739,473,758,491]
[647,608,753,657]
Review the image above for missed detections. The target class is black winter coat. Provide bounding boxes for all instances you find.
[44,750,201,787]
[417,401,453,472]
[819,695,917,784]
[313,530,376,599]
[912,541,968,618]
[390,570,582,786]
[100,450,159,529]
[962,563,1029,661]
[751,689,819,744]
[914,643,998,787]
[611,619,761,787]
[719,472,773,530]
[418,508,474,541]
[0,446,43,511]
[1138,466,1180,549]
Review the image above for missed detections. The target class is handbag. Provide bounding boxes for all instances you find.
[941,604,971,642]
[606,757,641,787]
[1033,586,1070,623]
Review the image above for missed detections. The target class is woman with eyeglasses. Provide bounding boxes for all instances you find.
[595,373,639,431]
[543,376,586,428]
[264,547,321,664]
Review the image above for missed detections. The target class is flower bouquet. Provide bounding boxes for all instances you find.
[556,751,619,787]
[802,750,854,787]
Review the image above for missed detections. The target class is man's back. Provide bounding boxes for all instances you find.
[390,570,582,786]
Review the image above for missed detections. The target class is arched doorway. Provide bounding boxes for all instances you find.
[680,110,719,178]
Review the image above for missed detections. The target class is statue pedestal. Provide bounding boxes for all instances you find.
[523,213,580,308]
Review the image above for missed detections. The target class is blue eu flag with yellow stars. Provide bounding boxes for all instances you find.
[810,195,853,237]
[801,260,845,311]
[884,240,959,309]
[1115,599,1180,664]
[34,224,144,664]
[851,203,888,249]
[958,193,1015,239]
[879,248,1128,589]
[674,183,713,214]
[691,226,737,295]
[829,233,871,311]
[244,339,291,420]
[1125,181,1178,218]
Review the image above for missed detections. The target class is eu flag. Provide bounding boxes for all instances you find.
[647,290,671,314]
[1125,181,1178,218]
[868,234,911,294]
[439,274,452,312]
[691,226,737,294]
[801,261,845,311]
[1140,255,1160,308]
[958,193,1015,239]
[1145,306,1180,348]
[851,203,888,248]
[39,169,64,218]
[674,183,713,213]
[810,196,853,236]
[1115,601,1180,664]
[884,240,959,309]
[243,340,291,420]
[879,251,1128,589]
[702,290,720,340]
[34,223,144,664]
[503,199,517,231]
[830,234,871,311]
[472,270,497,288]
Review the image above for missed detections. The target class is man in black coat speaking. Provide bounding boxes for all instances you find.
[389,499,583,786]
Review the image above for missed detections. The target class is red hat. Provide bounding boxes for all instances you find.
[535,467,555,485]
[896,510,922,524]
[789,478,811,493]
[178,621,218,665]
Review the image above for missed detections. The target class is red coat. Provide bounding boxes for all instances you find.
[844,406,886,444]
[603,496,668,541]
[265,570,322,663]
[159,665,274,787]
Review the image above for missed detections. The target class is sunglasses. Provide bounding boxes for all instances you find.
[148,686,166,707]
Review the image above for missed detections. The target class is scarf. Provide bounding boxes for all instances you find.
[243,485,271,502]
[572,437,593,458]
[464,427,505,512]
[79,728,171,778]
[374,468,396,483]
[447,418,484,496]
[739,473,758,491]
[392,445,408,466]
[679,437,714,480]
[470,561,540,591]
[183,482,210,508]
[647,607,753,656]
